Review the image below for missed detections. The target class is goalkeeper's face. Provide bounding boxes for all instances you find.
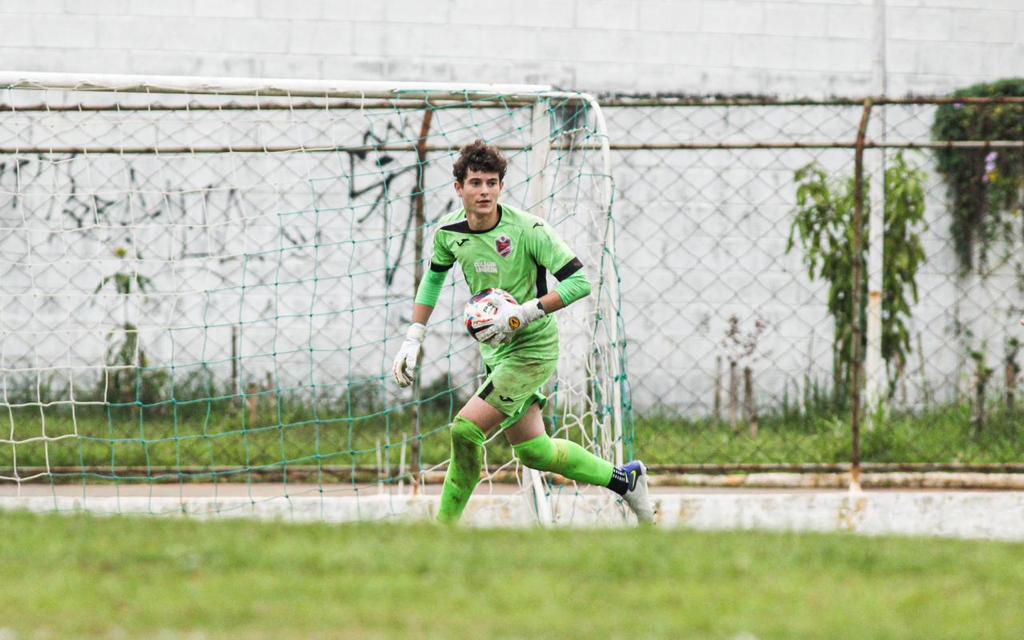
[455,170,503,218]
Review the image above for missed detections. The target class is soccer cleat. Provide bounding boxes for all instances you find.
[620,460,655,524]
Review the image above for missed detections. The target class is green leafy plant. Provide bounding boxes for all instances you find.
[94,247,167,405]
[788,152,927,402]
[932,79,1024,274]
[969,345,994,435]
[1006,336,1020,410]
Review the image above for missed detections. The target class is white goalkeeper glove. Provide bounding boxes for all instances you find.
[392,322,426,387]
[476,299,546,347]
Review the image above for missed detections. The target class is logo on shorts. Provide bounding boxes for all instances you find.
[495,234,513,258]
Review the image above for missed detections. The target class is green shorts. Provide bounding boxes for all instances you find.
[475,353,558,431]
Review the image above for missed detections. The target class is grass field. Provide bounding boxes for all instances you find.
[2,511,1023,639]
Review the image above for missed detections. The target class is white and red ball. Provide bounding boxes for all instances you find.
[464,288,517,342]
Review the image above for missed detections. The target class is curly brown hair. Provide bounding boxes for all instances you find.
[452,139,507,184]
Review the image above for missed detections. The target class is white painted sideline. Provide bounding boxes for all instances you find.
[2,491,1023,542]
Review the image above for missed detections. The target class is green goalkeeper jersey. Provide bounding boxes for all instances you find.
[425,204,585,360]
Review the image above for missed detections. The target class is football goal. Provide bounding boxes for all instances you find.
[0,72,631,524]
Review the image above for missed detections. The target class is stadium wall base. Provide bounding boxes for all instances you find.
[2,490,1022,541]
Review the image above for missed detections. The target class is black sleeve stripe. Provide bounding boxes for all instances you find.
[535,266,548,297]
[553,257,583,281]
[430,261,454,272]
[478,381,495,400]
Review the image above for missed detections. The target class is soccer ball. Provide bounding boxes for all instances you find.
[464,288,517,342]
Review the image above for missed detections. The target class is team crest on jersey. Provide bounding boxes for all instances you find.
[495,235,513,258]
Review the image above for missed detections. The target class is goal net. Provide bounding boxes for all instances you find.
[0,72,631,525]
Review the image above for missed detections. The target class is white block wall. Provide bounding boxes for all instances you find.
[1,1,1022,416]
[3,0,1023,96]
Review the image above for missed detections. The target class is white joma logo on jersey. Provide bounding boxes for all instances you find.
[474,261,497,273]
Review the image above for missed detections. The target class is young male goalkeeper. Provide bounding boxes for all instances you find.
[392,140,653,525]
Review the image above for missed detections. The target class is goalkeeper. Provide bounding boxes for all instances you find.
[392,140,653,525]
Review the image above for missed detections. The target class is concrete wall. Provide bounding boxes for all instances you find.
[1,1,1022,418]
[2,0,1023,96]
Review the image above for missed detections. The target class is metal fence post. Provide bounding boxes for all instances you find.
[850,99,873,491]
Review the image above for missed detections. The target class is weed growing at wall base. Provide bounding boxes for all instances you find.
[3,401,1020,484]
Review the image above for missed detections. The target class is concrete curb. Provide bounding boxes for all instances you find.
[3,490,1023,541]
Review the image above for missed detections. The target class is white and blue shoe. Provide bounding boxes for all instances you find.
[621,460,655,524]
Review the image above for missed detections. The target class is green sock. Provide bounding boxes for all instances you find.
[437,416,487,524]
[511,433,614,487]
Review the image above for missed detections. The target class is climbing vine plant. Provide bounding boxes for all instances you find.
[932,78,1024,275]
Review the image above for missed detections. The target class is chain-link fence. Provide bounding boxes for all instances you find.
[2,81,1022,488]
[606,96,1024,474]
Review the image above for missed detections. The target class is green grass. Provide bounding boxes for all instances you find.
[1,511,1023,639]
[0,374,480,478]
[0,404,478,479]
[2,398,1021,480]
[635,403,1024,465]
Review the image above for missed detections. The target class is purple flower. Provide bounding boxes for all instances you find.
[983,151,999,183]
[953,102,964,110]
[985,151,998,173]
